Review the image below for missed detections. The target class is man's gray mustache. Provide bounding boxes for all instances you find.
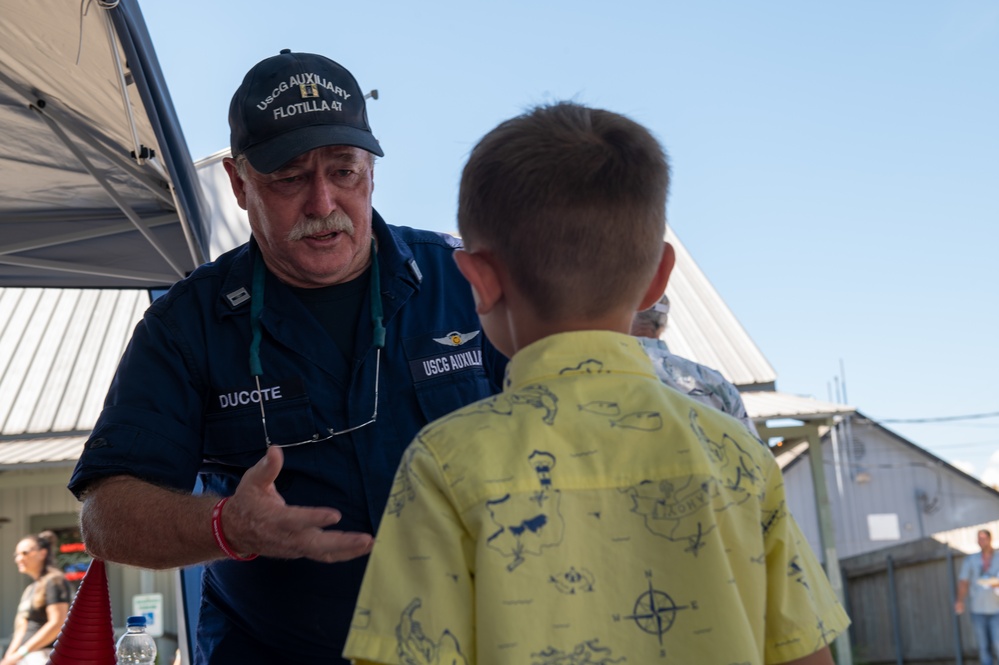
[286,212,354,241]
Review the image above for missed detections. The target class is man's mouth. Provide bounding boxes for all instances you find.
[287,211,355,242]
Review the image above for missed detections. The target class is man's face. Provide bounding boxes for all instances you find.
[980,531,992,551]
[225,146,375,288]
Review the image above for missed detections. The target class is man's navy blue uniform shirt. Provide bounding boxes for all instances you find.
[69,212,506,663]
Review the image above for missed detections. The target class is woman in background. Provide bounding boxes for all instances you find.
[1,531,71,665]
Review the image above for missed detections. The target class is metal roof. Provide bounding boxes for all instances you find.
[742,390,854,422]
[661,228,777,389]
[0,287,148,437]
[0,434,87,470]
[773,440,810,470]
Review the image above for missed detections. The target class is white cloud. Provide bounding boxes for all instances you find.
[982,469,999,489]
[981,455,999,489]
[952,459,977,477]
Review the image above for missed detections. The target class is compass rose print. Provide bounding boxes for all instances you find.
[617,571,693,648]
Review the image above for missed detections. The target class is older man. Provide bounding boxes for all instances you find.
[69,51,505,664]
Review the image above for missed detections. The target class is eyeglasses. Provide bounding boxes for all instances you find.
[254,347,381,447]
[249,238,386,448]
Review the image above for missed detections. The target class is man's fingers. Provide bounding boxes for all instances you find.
[235,503,358,557]
[280,503,344,531]
[309,531,374,564]
[255,523,373,562]
[227,449,373,562]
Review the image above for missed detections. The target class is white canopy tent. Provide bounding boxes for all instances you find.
[0,1,209,658]
[0,0,208,288]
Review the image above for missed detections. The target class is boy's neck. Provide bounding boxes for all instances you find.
[508,305,636,355]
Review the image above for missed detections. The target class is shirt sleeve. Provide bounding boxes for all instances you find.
[959,554,975,582]
[718,381,759,437]
[44,575,72,605]
[761,461,851,663]
[68,307,207,497]
[343,438,475,665]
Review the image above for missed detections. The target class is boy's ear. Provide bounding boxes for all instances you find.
[453,250,503,314]
[637,242,676,311]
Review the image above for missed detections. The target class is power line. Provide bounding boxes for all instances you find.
[879,410,999,424]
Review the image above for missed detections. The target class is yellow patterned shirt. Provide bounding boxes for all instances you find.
[344,331,849,665]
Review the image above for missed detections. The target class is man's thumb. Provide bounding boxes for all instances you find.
[249,445,284,487]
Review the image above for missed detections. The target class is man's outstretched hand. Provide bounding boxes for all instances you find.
[224,446,374,563]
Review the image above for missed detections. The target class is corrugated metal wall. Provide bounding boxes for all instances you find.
[782,416,999,562]
[0,466,180,656]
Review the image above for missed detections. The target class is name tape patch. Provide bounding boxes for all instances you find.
[409,349,484,382]
[207,377,307,414]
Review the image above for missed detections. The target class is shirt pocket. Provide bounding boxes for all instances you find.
[412,368,495,423]
[402,331,495,423]
[203,385,319,462]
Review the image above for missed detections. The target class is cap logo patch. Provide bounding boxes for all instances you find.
[255,73,353,111]
[231,51,385,168]
[433,330,480,347]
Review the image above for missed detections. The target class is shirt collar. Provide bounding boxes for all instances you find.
[215,208,417,319]
[504,331,657,391]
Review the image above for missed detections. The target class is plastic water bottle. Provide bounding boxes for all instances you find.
[116,615,157,664]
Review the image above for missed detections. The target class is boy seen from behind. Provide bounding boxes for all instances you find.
[343,102,849,665]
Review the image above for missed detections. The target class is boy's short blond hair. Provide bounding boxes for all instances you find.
[458,102,670,321]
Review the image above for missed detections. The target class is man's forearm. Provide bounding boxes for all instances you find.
[80,450,375,568]
[80,475,223,569]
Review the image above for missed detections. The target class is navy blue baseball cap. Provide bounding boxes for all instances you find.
[229,50,384,173]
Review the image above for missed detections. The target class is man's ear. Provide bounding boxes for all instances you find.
[453,250,503,315]
[637,241,676,311]
[222,157,249,211]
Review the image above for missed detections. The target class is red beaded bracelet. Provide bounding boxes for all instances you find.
[211,496,258,561]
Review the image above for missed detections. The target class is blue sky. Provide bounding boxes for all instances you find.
[141,1,999,479]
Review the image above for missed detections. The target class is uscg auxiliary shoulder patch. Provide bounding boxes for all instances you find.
[407,329,485,383]
[225,287,251,309]
[433,330,480,347]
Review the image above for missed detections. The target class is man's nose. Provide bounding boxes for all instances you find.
[304,175,338,218]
